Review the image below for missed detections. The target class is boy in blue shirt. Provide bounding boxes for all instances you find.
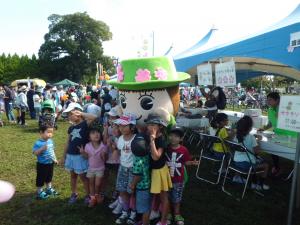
[33,124,58,199]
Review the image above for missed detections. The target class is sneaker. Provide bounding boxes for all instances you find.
[88,196,97,208]
[115,211,128,224]
[255,184,270,191]
[167,213,173,225]
[149,210,160,221]
[175,214,185,225]
[45,187,58,196]
[84,195,90,205]
[37,191,49,200]
[126,210,136,224]
[95,194,104,204]
[232,175,246,184]
[68,193,78,204]
[109,199,119,209]
[112,202,123,214]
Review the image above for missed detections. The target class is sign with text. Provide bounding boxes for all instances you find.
[197,63,213,86]
[290,31,300,48]
[215,61,236,87]
[278,96,300,133]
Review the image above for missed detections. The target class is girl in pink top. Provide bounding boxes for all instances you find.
[80,126,108,207]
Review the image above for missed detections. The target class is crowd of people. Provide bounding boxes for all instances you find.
[29,89,197,225]
[0,81,292,225]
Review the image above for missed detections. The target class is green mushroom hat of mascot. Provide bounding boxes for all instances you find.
[108,56,190,129]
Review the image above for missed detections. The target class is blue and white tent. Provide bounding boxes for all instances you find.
[174,4,300,82]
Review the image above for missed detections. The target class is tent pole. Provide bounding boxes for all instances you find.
[287,133,300,225]
[297,166,300,208]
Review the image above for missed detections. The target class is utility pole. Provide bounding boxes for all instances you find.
[152,31,155,56]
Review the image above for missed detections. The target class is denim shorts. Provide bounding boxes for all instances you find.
[170,182,184,203]
[65,154,88,174]
[136,189,151,214]
[116,165,134,194]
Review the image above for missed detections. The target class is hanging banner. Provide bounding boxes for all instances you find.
[197,63,213,86]
[215,60,236,87]
[277,96,300,133]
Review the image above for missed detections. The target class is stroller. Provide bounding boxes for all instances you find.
[39,100,57,129]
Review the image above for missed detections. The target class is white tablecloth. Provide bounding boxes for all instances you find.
[183,108,208,116]
[249,129,297,161]
[259,135,297,161]
[176,117,210,128]
[220,110,268,128]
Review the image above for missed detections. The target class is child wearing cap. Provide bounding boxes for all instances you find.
[145,113,172,225]
[113,113,137,225]
[165,127,198,225]
[60,102,97,205]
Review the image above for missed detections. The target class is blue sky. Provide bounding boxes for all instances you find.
[1,0,300,60]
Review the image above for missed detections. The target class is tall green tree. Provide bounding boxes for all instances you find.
[39,12,113,83]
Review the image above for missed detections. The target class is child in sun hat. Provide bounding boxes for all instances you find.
[61,102,98,205]
[113,113,138,225]
[145,113,172,225]
[32,123,58,199]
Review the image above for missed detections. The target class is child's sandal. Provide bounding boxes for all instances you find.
[175,214,185,225]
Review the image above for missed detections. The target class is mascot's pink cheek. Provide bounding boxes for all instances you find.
[0,180,15,203]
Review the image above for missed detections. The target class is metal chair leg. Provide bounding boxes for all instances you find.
[241,169,252,200]
[222,159,233,197]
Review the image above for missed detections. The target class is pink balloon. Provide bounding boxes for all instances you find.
[0,180,15,203]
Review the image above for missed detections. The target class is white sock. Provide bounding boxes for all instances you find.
[46,183,52,189]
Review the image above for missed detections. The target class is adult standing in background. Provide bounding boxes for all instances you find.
[259,92,297,176]
[27,85,36,119]
[100,87,112,123]
[109,86,118,101]
[3,84,16,123]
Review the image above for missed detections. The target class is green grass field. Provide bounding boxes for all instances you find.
[0,117,299,225]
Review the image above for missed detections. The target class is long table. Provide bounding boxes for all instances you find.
[259,135,297,161]
[176,117,210,128]
[220,110,268,128]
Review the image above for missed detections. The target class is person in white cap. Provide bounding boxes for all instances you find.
[113,113,138,225]
[83,99,101,117]
[60,102,98,205]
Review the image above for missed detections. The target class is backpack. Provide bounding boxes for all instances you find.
[212,87,227,110]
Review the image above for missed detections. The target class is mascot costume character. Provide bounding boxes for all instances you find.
[108,56,190,130]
